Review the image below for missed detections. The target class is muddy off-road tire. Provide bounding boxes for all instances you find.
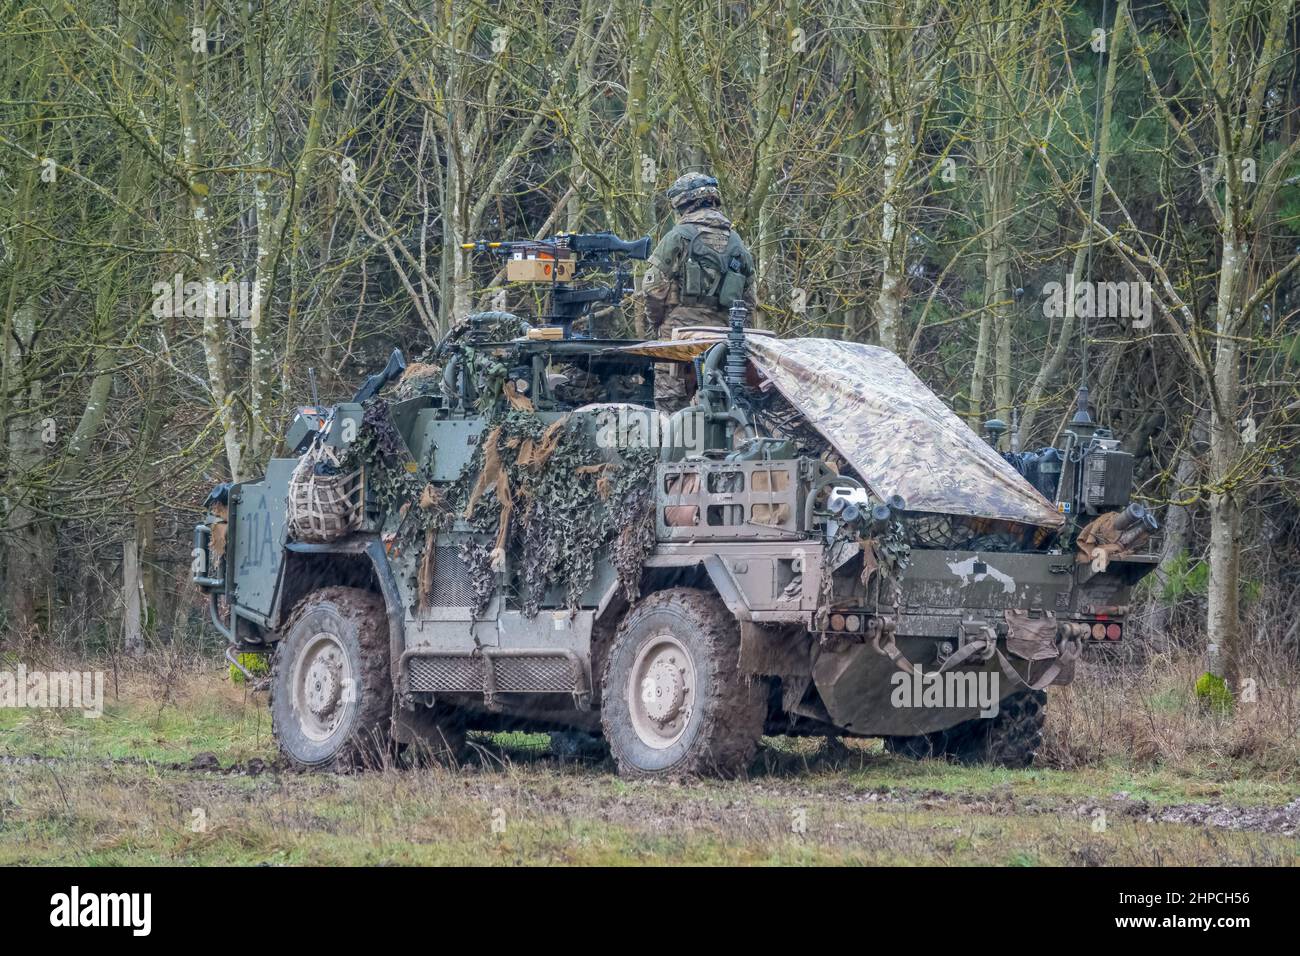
[271,586,392,771]
[884,689,1046,768]
[601,588,766,778]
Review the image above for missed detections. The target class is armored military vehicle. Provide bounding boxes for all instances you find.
[193,233,1157,777]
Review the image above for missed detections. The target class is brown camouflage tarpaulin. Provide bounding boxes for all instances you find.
[619,335,1064,529]
[745,338,1063,529]
[616,339,718,362]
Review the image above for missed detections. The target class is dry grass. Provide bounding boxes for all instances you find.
[1042,644,1300,777]
[1,641,1297,865]
[3,749,1296,866]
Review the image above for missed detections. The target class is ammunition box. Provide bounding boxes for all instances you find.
[507,257,575,283]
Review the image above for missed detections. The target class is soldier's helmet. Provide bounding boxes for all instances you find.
[666,173,722,212]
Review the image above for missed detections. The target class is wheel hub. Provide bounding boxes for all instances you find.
[305,653,343,720]
[628,634,696,749]
[642,656,686,724]
[293,633,353,741]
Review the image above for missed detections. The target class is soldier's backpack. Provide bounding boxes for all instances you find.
[679,225,752,309]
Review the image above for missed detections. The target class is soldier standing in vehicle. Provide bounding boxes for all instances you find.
[643,172,756,413]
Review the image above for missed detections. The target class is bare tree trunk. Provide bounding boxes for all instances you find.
[0,145,52,631]
[967,0,1036,433]
[1149,416,1203,647]
[1207,301,1243,688]
[969,298,993,426]
[626,0,663,237]
[122,537,145,657]
[247,100,275,463]
[175,7,244,480]
[3,305,55,632]
[875,115,907,352]
[987,208,1012,428]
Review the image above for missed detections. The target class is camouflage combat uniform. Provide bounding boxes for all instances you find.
[643,178,756,414]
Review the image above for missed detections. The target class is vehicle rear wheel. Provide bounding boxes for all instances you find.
[601,588,766,778]
[271,586,392,771]
[884,689,1046,768]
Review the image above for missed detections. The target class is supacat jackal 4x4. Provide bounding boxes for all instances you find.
[194,234,1157,777]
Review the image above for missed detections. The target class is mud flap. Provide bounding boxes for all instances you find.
[816,635,1003,736]
[739,622,811,678]
[741,622,815,715]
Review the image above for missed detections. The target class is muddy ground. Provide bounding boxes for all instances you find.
[0,672,1296,865]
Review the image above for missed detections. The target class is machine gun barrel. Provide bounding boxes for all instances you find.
[563,232,651,259]
[460,231,650,262]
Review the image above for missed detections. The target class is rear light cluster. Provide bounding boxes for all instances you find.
[1087,621,1122,641]
[827,613,863,633]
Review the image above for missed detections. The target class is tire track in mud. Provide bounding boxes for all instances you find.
[0,751,281,777]
[4,751,1297,837]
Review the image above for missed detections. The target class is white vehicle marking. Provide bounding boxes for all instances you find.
[947,557,1016,594]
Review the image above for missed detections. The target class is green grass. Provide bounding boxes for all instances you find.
[0,675,273,765]
[0,671,1296,866]
[3,758,1294,866]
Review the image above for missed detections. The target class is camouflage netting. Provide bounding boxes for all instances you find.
[815,503,912,627]
[342,399,448,608]
[392,360,443,400]
[904,512,1044,553]
[343,399,425,514]
[860,516,912,600]
[343,389,658,619]
[450,408,659,617]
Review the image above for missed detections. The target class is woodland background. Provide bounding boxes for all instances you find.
[1,0,1297,695]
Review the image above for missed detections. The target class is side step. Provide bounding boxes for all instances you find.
[404,649,588,700]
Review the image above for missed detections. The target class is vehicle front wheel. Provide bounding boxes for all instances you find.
[271,586,392,771]
[600,588,766,778]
